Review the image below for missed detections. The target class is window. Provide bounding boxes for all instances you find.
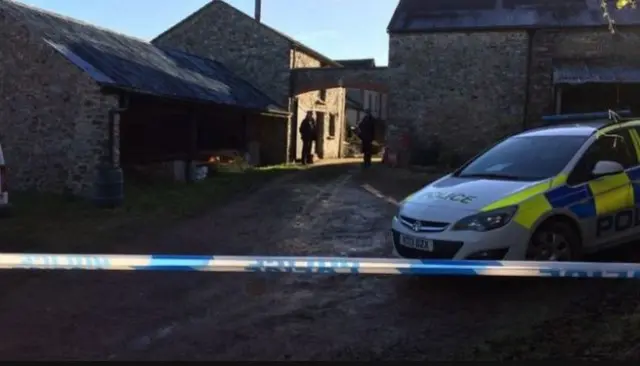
[328,114,336,138]
[567,129,637,185]
[319,89,326,101]
[457,135,588,181]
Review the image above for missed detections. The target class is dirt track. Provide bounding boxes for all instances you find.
[0,163,636,360]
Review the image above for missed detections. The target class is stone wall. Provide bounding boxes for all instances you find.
[0,14,117,195]
[388,32,529,163]
[527,28,640,125]
[291,50,346,160]
[152,1,293,163]
[246,114,288,166]
[152,2,292,107]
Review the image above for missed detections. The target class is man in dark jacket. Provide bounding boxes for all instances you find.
[356,110,376,168]
[299,111,317,165]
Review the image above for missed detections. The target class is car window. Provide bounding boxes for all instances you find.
[567,128,637,186]
[456,135,588,181]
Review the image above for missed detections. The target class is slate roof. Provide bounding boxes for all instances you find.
[335,59,376,68]
[0,0,287,115]
[154,0,342,68]
[388,0,640,33]
[553,60,640,84]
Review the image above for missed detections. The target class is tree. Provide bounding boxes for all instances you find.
[602,0,637,32]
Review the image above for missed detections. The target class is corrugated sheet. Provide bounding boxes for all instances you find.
[1,0,287,114]
[553,61,640,84]
[388,0,640,33]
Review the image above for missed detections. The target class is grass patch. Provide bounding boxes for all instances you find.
[0,164,303,254]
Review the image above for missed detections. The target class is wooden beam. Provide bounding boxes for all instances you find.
[185,109,199,183]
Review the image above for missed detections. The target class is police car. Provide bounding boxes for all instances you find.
[392,111,640,261]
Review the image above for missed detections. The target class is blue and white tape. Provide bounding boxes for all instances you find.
[7,253,640,278]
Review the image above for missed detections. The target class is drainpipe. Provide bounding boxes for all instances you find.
[522,29,536,131]
[107,93,130,167]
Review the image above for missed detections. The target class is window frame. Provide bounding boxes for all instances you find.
[566,127,638,186]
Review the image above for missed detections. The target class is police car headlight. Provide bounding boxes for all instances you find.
[451,206,518,232]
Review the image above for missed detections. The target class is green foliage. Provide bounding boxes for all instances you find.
[603,0,637,33]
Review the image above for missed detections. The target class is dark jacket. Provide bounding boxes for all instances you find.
[299,117,317,141]
[357,115,375,142]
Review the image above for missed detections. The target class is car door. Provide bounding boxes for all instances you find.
[624,125,640,237]
[566,127,637,249]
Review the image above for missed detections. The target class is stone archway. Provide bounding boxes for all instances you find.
[289,66,392,162]
[290,66,391,96]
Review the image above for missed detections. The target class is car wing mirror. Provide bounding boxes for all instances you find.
[592,160,624,178]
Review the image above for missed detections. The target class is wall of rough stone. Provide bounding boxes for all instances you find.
[152,2,292,108]
[0,15,118,195]
[152,1,293,164]
[246,113,288,166]
[527,28,640,125]
[291,50,346,160]
[388,32,528,163]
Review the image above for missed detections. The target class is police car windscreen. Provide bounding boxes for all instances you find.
[457,135,588,181]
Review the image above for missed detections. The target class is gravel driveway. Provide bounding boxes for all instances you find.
[0,162,632,360]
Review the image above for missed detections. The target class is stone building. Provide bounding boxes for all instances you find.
[152,0,349,161]
[0,0,288,195]
[336,59,388,127]
[385,0,640,163]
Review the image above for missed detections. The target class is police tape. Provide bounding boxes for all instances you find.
[4,253,640,278]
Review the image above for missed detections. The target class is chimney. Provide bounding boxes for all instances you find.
[255,0,262,22]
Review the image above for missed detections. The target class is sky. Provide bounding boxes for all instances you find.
[19,0,398,66]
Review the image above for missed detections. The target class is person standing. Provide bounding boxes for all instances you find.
[356,110,376,168]
[299,111,317,165]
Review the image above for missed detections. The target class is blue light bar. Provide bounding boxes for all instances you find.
[542,110,632,123]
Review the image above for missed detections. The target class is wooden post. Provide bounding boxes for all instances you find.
[185,109,198,183]
[555,87,563,114]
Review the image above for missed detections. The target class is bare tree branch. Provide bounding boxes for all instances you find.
[602,0,637,33]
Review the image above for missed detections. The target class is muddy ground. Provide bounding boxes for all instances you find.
[0,162,639,360]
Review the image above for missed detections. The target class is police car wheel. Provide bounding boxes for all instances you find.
[526,221,580,261]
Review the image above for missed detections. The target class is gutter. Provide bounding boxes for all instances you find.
[100,84,289,117]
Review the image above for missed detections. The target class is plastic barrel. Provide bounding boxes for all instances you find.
[93,165,124,209]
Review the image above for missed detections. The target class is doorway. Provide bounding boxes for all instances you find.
[315,111,325,159]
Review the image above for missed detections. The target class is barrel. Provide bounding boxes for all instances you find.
[92,165,124,209]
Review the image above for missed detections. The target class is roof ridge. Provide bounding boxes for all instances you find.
[336,58,376,62]
[152,0,341,67]
[4,0,151,43]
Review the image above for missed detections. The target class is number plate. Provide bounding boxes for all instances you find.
[399,235,434,252]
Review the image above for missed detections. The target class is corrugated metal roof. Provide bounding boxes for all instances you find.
[553,61,640,84]
[1,0,287,114]
[388,0,640,33]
